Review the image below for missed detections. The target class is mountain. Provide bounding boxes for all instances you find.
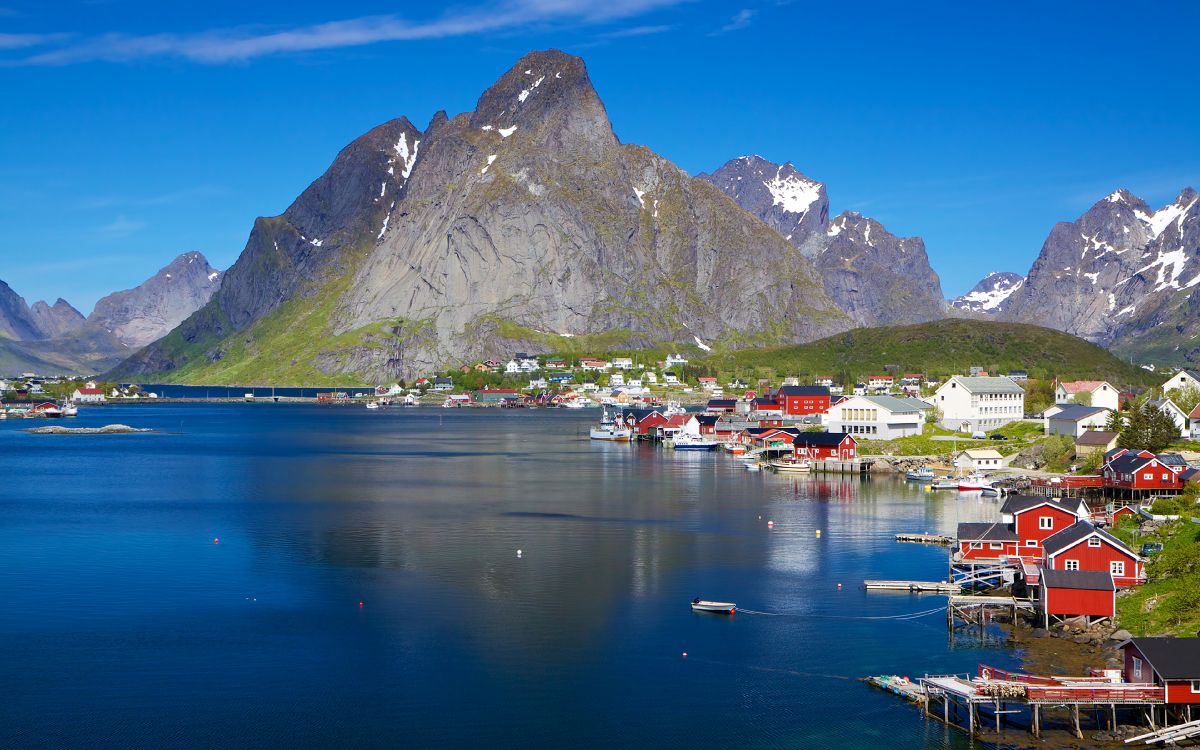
[0,253,221,376]
[949,271,1025,313]
[699,155,946,327]
[699,318,1157,386]
[89,252,222,348]
[999,188,1200,364]
[111,50,850,385]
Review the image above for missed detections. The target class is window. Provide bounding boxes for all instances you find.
[1192,681,1200,694]
[1088,538,1102,547]
[1064,560,1080,571]
[1039,516,1054,530]
[1133,657,1143,680]
[1111,561,1125,576]
[1025,540,1038,547]
[989,543,1003,550]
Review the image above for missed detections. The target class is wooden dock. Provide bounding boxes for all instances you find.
[895,532,953,545]
[811,459,873,475]
[864,579,959,593]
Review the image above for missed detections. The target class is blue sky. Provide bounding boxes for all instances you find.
[2,0,1198,313]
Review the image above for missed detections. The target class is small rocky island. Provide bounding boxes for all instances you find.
[24,424,154,435]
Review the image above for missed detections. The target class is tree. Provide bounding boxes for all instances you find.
[1105,409,1124,432]
[1167,384,1200,417]
[1074,390,1093,407]
[1120,401,1180,453]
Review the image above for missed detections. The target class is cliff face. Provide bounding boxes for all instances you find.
[949,272,1025,314]
[1000,188,1200,363]
[700,156,946,326]
[112,50,849,384]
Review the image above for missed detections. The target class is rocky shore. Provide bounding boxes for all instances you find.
[24,424,154,435]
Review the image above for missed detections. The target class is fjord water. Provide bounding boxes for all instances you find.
[1,406,1018,749]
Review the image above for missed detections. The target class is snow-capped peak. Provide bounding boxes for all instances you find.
[949,272,1025,313]
[765,168,822,215]
[1138,194,1198,238]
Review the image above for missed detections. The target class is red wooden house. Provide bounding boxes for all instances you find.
[955,522,1020,561]
[1121,638,1200,702]
[705,399,738,413]
[1110,504,1141,524]
[1038,568,1115,626]
[1000,495,1088,558]
[776,386,831,417]
[1102,451,1184,493]
[1042,521,1144,587]
[792,432,856,461]
[750,397,782,416]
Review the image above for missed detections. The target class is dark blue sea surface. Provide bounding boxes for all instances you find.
[0,405,1021,748]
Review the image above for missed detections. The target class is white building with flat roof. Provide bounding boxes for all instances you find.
[934,376,1025,432]
[824,395,924,439]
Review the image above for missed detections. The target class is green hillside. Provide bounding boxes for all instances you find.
[697,319,1157,388]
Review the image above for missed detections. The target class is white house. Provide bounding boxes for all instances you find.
[1189,404,1200,439]
[663,372,680,385]
[609,373,626,386]
[527,377,547,390]
[954,449,1003,471]
[665,354,688,367]
[432,377,454,392]
[72,385,107,403]
[1046,404,1113,437]
[934,376,1025,432]
[1055,380,1119,411]
[643,372,658,385]
[824,395,924,439]
[1148,398,1189,439]
[1162,369,1200,393]
[505,359,521,374]
[611,357,634,371]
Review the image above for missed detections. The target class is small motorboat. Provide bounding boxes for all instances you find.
[744,462,761,471]
[957,475,989,492]
[61,402,78,417]
[906,467,936,481]
[669,434,720,451]
[768,459,811,473]
[691,598,736,614]
[365,401,381,410]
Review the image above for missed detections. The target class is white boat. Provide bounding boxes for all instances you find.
[61,402,78,417]
[905,467,936,481]
[561,396,596,409]
[957,475,989,492]
[669,434,720,451]
[663,400,686,416]
[744,462,761,471]
[590,408,633,441]
[768,459,811,473]
[691,598,736,614]
[366,401,381,410]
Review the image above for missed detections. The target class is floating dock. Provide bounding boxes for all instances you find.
[864,580,960,593]
[895,532,953,545]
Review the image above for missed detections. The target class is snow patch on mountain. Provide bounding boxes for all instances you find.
[765,169,822,215]
[950,271,1025,313]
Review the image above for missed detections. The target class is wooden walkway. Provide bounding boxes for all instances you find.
[865,579,959,593]
[895,532,953,545]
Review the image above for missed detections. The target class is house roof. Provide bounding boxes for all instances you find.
[695,414,719,426]
[1040,568,1115,591]
[952,376,1025,394]
[1059,380,1109,394]
[792,431,853,447]
[1106,453,1158,474]
[1076,430,1119,447]
[1048,404,1111,422]
[961,449,1003,460]
[1126,637,1200,680]
[899,397,934,411]
[1043,521,1133,557]
[707,399,737,407]
[849,395,922,413]
[75,387,104,395]
[1000,494,1080,516]
[777,385,830,397]
[1190,403,1200,420]
[957,522,1019,542]
[1157,453,1187,467]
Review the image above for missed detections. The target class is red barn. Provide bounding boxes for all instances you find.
[1038,568,1115,626]
[956,522,1020,561]
[792,432,856,460]
[1042,521,1144,587]
[1001,495,1087,558]
[776,386,831,417]
[1121,638,1200,702]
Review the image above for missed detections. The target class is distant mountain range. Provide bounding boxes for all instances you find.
[7,49,1197,382]
[0,252,221,376]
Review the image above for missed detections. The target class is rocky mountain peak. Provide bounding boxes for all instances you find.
[468,49,613,154]
[89,251,223,349]
[28,298,85,339]
[698,155,829,248]
[950,271,1025,313]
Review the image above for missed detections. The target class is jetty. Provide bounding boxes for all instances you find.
[864,580,959,594]
[895,532,953,545]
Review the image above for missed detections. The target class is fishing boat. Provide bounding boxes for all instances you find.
[957,475,990,492]
[768,458,811,473]
[691,598,736,614]
[60,402,78,417]
[723,442,747,455]
[669,433,720,451]
[930,477,960,489]
[663,400,686,417]
[905,467,936,481]
[589,408,633,441]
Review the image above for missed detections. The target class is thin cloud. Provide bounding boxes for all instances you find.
[5,0,690,65]
[81,184,228,210]
[597,24,673,39]
[715,9,755,34]
[0,32,68,50]
[97,216,145,237]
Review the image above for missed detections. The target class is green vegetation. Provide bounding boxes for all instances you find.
[858,420,1044,458]
[696,319,1157,388]
[1112,489,1200,636]
[1118,400,1184,453]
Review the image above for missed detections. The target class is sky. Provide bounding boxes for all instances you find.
[2,0,1198,314]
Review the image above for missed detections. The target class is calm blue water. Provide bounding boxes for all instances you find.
[0,405,1024,749]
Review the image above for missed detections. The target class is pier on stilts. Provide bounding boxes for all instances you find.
[911,665,1168,740]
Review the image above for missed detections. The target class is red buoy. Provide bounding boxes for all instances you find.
[213,538,219,544]
[358,601,364,608]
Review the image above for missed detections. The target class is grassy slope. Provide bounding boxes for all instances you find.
[698,319,1158,387]
[1111,517,1200,636]
[857,420,1045,457]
